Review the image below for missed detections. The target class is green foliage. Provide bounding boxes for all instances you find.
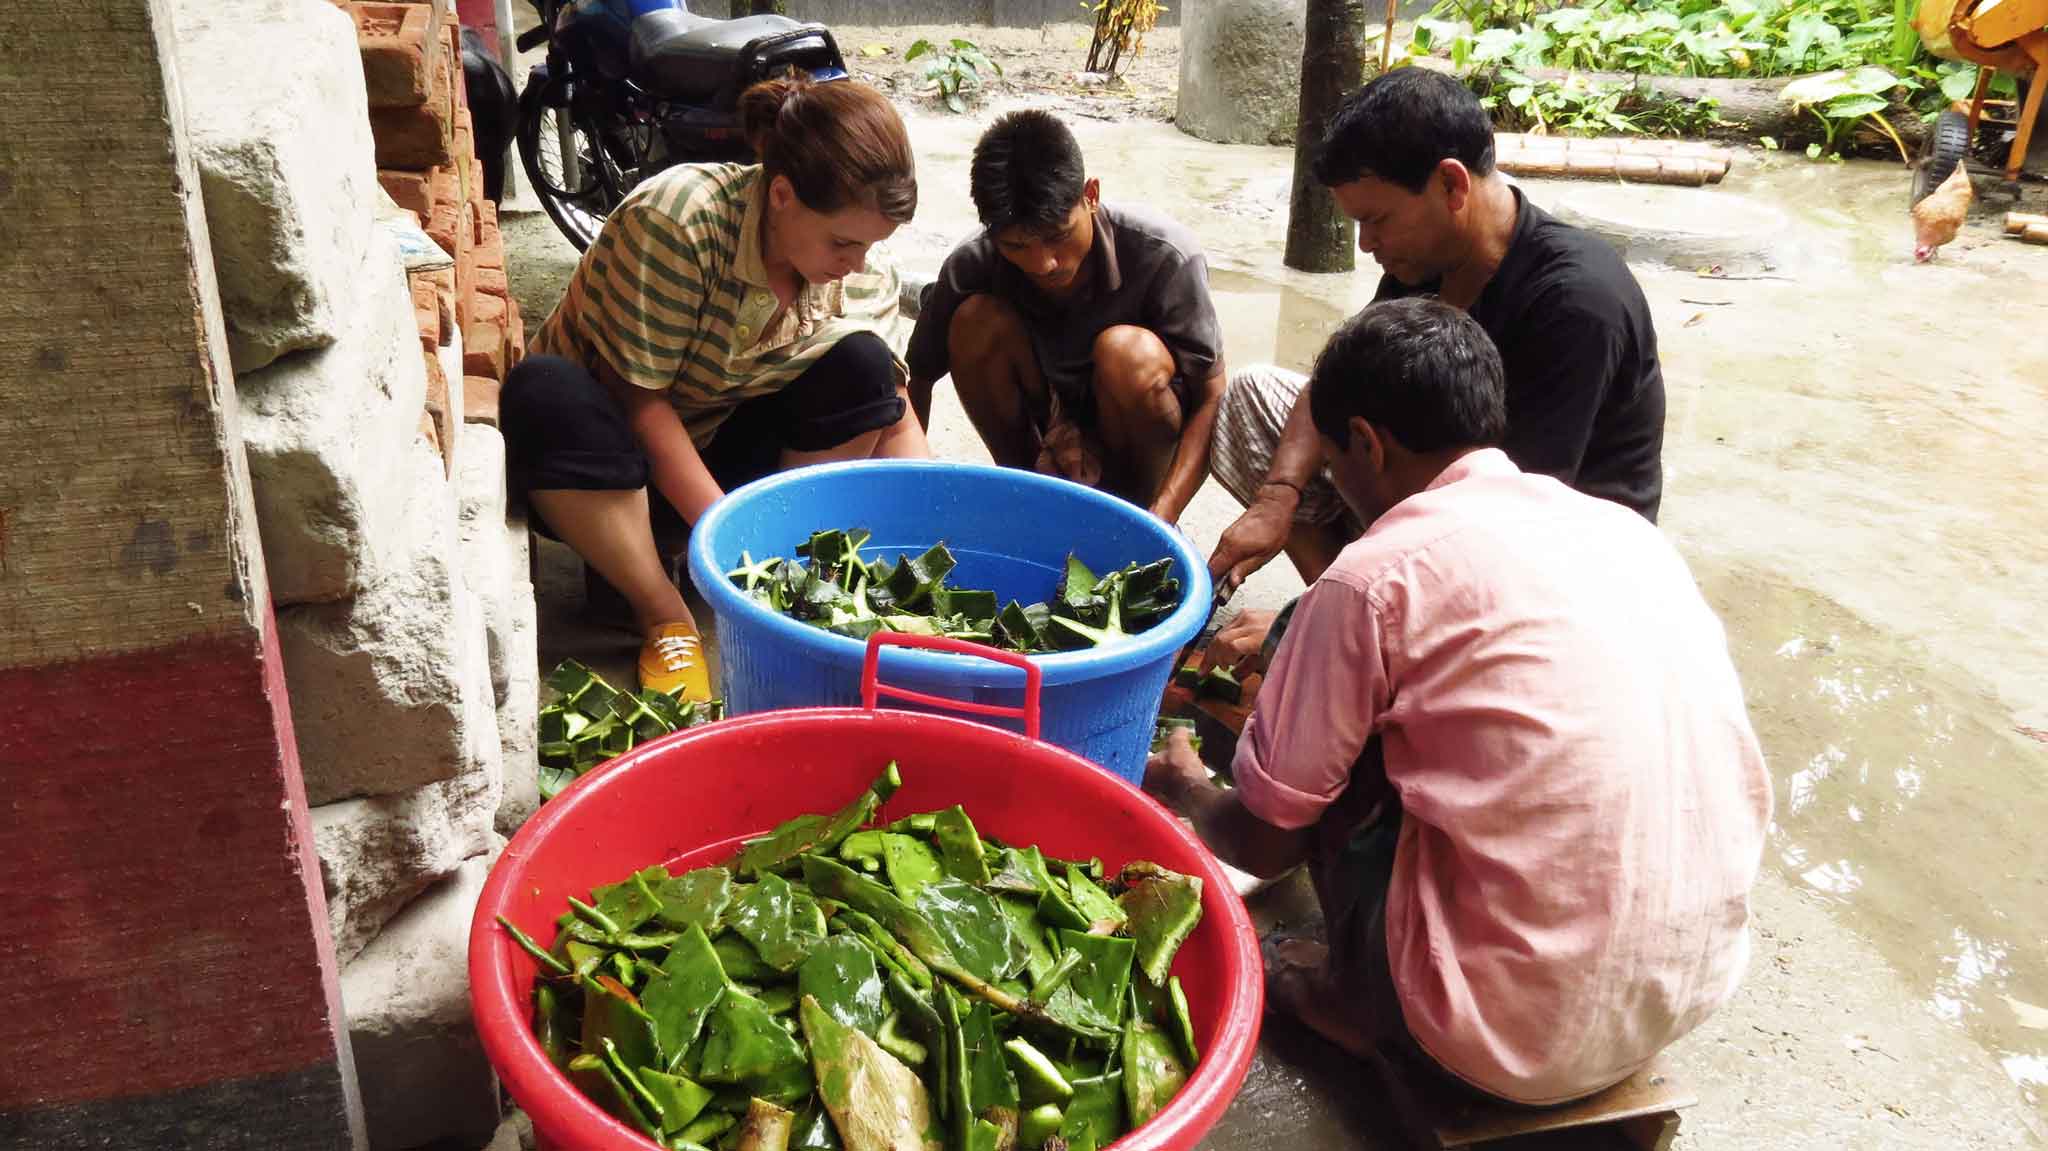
[1407,0,2008,154]
[1778,64,1910,157]
[906,37,1003,114]
[1474,67,1730,136]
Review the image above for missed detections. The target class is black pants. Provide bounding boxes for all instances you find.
[500,331,903,557]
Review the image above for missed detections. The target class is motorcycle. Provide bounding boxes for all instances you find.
[513,0,848,251]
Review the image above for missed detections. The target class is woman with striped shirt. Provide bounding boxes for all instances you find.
[503,77,929,696]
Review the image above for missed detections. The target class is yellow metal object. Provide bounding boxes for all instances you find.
[1918,0,2048,182]
[639,621,714,702]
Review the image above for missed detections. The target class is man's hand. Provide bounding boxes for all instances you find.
[1145,725,1313,879]
[1143,726,1211,815]
[1204,608,1278,676]
[1208,485,1297,590]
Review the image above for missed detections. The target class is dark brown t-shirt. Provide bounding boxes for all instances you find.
[906,201,1224,403]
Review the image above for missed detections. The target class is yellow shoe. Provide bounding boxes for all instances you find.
[639,621,714,702]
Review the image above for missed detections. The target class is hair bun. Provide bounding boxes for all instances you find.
[738,73,809,160]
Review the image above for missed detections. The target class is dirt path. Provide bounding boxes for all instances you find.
[830,22,1183,124]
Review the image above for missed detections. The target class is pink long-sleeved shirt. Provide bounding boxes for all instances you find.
[1234,448,1771,1104]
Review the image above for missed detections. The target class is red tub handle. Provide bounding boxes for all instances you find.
[861,632,1042,740]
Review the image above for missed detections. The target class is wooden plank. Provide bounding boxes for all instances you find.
[1432,1060,1696,1148]
[0,0,364,1144]
[1365,1042,1695,1150]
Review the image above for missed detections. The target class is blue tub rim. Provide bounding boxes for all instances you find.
[685,459,1215,688]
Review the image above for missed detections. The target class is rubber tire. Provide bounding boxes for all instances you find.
[516,73,613,252]
[1914,109,1972,204]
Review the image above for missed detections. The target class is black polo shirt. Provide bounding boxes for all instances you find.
[1379,187,1666,521]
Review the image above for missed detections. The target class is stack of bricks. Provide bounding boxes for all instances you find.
[348,0,524,473]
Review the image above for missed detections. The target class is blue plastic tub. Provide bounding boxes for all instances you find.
[686,460,1213,783]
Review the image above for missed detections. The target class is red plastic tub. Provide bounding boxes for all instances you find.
[469,635,1264,1150]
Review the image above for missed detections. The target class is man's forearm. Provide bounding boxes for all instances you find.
[1161,774,1312,880]
[1152,366,1226,523]
[1266,390,1324,492]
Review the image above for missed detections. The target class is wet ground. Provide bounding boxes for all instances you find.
[502,26,2048,1146]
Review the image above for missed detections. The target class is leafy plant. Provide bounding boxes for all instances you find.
[1475,66,1730,136]
[905,37,1003,114]
[1779,65,1910,158]
[1408,0,1996,154]
[1082,0,1167,76]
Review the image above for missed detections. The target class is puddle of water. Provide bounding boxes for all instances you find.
[1208,267,1370,374]
[1698,561,2048,1116]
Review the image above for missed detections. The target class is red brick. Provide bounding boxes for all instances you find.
[476,228,505,271]
[474,263,507,298]
[452,113,475,206]
[377,168,434,218]
[462,374,501,426]
[479,201,501,254]
[351,2,431,108]
[367,46,452,167]
[424,199,460,262]
[463,318,506,381]
[422,265,455,312]
[407,274,439,352]
[501,316,522,375]
[423,348,448,414]
[445,23,470,110]
[422,350,455,472]
[470,290,506,327]
[456,239,476,328]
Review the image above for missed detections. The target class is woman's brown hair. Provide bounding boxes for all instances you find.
[738,76,917,224]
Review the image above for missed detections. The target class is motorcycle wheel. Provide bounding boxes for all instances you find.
[517,71,623,252]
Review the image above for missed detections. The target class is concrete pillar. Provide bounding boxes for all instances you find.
[1176,0,1307,146]
[0,0,365,1146]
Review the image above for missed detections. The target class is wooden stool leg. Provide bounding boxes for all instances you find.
[2010,69,2045,183]
[1967,66,1992,136]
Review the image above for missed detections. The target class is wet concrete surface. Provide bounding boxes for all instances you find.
[504,81,2048,1148]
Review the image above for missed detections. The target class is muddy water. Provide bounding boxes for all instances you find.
[1698,563,2048,1103]
[1610,159,2048,1120]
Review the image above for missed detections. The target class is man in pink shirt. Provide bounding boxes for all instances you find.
[1146,299,1772,1105]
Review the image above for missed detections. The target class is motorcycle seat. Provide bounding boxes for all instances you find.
[629,10,808,100]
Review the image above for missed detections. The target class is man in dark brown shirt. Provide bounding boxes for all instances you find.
[906,110,1227,523]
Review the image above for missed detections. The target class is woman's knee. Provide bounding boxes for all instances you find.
[817,330,897,393]
[499,353,642,472]
[501,355,596,429]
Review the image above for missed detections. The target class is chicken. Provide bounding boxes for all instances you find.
[1912,162,1974,262]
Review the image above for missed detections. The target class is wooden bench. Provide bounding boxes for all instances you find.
[1370,1047,1697,1150]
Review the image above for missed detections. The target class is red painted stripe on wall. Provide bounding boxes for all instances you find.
[0,618,346,1108]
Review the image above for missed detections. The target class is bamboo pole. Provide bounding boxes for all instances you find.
[2005,212,2048,236]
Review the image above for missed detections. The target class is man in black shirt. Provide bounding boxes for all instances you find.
[1208,69,1665,587]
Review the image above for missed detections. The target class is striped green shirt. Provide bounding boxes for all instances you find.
[530,162,905,447]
